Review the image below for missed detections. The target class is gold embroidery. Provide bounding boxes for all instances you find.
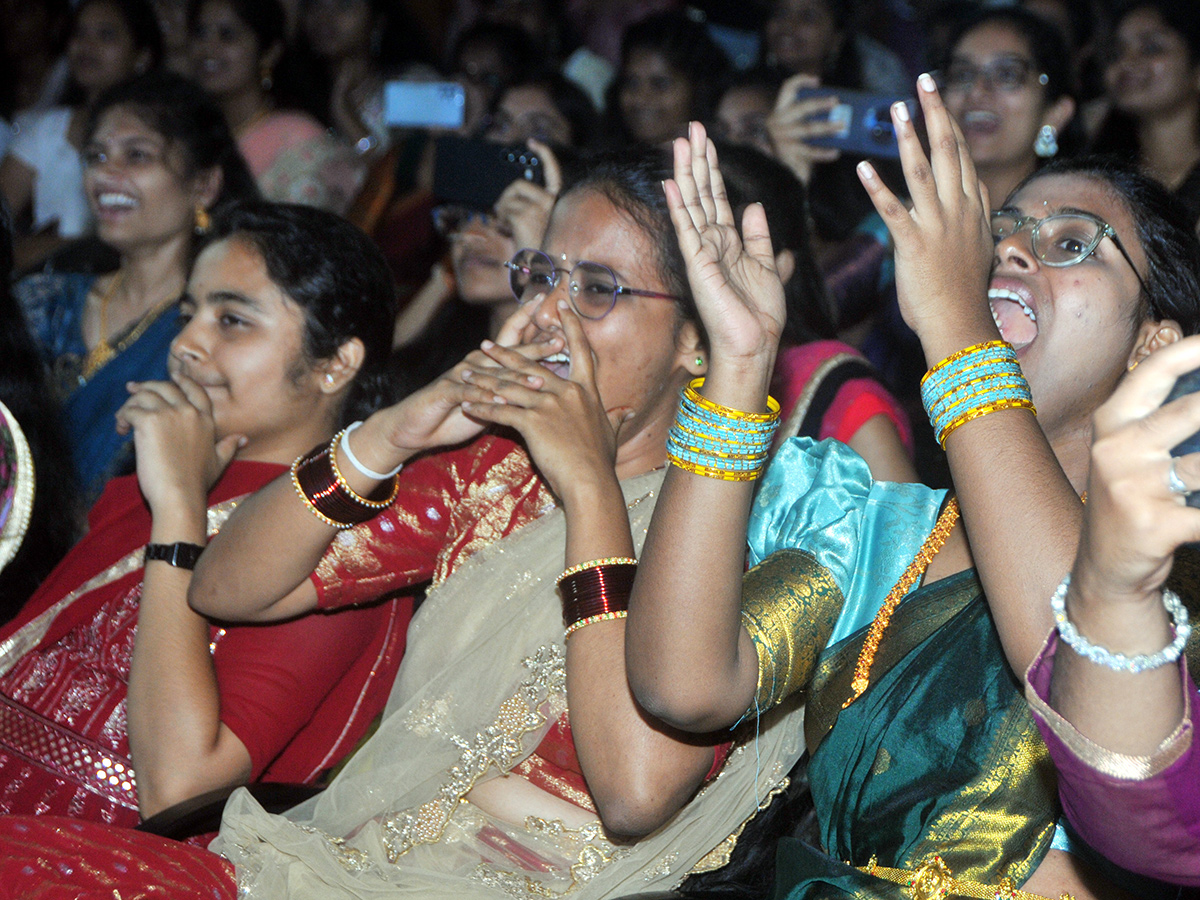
[741,549,844,713]
[859,853,1075,900]
[381,646,566,861]
[469,818,630,899]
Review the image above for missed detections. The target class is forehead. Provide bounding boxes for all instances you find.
[544,189,661,275]
[1009,173,1146,262]
[500,85,557,116]
[92,105,163,141]
[953,21,1033,60]
[718,86,773,117]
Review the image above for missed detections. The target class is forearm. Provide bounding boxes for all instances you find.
[626,362,771,731]
[128,504,252,817]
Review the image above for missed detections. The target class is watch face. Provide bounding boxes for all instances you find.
[145,542,204,570]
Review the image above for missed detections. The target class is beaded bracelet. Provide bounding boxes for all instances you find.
[565,611,628,639]
[1051,574,1192,673]
[921,342,1017,403]
[937,397,1035,448]
[921,342,1036,448]
[292,439,399,529]
[667,377,780,481]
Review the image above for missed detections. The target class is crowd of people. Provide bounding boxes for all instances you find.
[0,0,1197,898]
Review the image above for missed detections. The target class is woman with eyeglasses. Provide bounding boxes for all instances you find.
[71,145,807,899]
[1092,0,1200,233]
[941,7,1078,211]
[625,77,1200,898]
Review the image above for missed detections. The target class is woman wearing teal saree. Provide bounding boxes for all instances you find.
[626,76,1200,898]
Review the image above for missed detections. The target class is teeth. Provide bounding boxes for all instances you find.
[543,352,569,364]
[97,192,137,209]
[988,287,1036,322]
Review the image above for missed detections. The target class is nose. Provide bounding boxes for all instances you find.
[994,229,1040,272]
[527,276,569,330]
[170,314,209,367]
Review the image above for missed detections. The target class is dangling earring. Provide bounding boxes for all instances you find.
[194,205,211,235]
[1034,124,1058,159]
[260,63,273,92]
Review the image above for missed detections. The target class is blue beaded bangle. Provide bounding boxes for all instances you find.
[670,420,775,455]
[928,371,1029,421]
[1051,574,1191,673]
[924,361,1025,412]
[921,344,1019,405]
[932,382,1032,427]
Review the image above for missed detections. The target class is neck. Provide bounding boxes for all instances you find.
[1046,419,1092,496]
[116,234,192,313]
[977,158,1038,210]
[236,408,341,468]
[612,379,687,481]
[222,85,271,135]
[1137,102,1200,187]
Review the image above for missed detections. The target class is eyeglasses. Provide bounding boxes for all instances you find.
[941,57,1049,93]
[990,209,1149,295]
[504,248,681,320]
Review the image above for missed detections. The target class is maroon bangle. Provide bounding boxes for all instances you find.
[291,442,398,529]
[558,563,637,627]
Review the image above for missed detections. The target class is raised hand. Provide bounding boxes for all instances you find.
[116,374,244,517]
[856,74,995,358]
[1078,335,1200,603]
[457,302,628,501]
[766,74,843,186]
[664,121,786,381]
[494,139,563,252]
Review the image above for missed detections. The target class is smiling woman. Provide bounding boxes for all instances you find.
[0,200,406,830]
[15,71,258,499]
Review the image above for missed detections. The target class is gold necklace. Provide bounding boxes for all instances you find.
[842,497,960,709]
[80,272,178,383]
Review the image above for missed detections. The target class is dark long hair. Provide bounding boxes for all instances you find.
[84,71,260,220]
[1013,155,1200,335]
[203,202,400,424]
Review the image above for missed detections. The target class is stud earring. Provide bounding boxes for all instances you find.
[695,356,705,367]
[194,205,211,235]
[324,373,335,386]
[1034,124,1058,159]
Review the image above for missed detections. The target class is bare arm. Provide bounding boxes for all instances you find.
[847,413,918,483]
[190,309,565,622]
[626,124,788,732]
[461,316,719,836]
[0,154,35,225]
[120,377,253,816]
[855,77,1082,674]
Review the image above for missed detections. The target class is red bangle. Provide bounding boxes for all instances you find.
[291,441,399,529]
[558,563,637,628]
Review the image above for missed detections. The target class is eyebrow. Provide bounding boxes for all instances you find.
[195,289,265,311]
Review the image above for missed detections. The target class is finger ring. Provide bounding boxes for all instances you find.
[1168,459,1191,496]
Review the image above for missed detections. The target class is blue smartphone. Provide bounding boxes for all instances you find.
[383,81,465,129]
[794,87,916,159]
[1166,367,1200,508]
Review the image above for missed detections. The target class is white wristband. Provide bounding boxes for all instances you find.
[339,421,404,480]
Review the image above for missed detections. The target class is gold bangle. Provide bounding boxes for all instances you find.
[556,557,639,584]
[328,431,400,510]
[564,610,627,639]
[920,340,1012,386]
[938,398,1036,448]
[668,455,766,482]
[684,377,781,422]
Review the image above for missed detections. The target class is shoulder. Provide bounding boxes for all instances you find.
[260,110,327,143]
[15,272,92,312]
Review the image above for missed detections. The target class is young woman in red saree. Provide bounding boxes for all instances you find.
[0,201,408,827]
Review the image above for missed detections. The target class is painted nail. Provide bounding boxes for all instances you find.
[893,101,910,123]
[918,72,936,92]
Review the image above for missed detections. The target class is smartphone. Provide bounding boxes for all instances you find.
[794,87,916,159]
[432,136,544,212]
[383,81,465,129]
[1166,367,1200,507]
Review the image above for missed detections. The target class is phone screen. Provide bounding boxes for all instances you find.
[383,82,465,129]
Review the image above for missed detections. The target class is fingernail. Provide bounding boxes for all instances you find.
[481,340,494,350]
[526,375,540,385]
[461,370,473,381]
[918,73,936,92]
[857,160,876,181]
[238,436,249,447]
[892,101,909,123]
[558,299,569,310]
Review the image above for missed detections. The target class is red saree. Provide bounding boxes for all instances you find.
[0,460,411,826]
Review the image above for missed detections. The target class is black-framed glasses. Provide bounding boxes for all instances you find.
[990,209,1149,296]
[504,247,681,320]
[940,56,1049,93]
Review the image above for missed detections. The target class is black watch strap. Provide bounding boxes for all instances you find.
[144,542,206,570]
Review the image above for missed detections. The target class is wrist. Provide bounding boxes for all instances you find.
[917,310,999,370]
[702,356,777,412]
[349,413,417,488]
[148,503,208,545]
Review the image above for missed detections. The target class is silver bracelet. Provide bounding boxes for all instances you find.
[1050,574,1191,672]
[339,421,404,480]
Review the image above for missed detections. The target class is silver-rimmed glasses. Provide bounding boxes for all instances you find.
[504,247,681,320]
[990,209,1149,295]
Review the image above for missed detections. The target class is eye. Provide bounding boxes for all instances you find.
[527,270,555,289]
[82,148,106,166]
[219,312,249,328]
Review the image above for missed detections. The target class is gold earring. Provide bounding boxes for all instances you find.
[194,205,211,235]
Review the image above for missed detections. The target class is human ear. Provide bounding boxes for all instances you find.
[1045,95,1075,135]
[1128,318,1183,369]
[321,337,366,392]
[675,320,707,376]
[194,167,223,210]
[261,40,284,72]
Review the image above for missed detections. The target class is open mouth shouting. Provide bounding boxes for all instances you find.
[988,284,1038,351]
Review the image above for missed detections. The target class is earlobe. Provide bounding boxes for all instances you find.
[322,338,366,392]
[675,322,707,375]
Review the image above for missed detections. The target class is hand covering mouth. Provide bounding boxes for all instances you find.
[988,287,1038,350]
[540,351,570,378]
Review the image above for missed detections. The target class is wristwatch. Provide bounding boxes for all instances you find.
[144,542,206,570]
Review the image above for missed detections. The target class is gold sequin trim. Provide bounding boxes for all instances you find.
[857,853,1074,900]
